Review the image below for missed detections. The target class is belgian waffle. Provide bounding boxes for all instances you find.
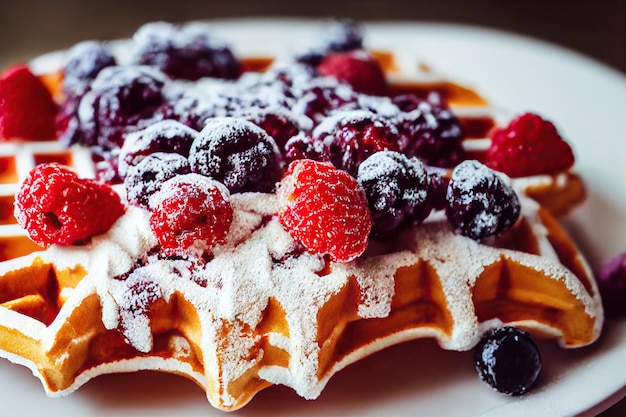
[0,21,602,411]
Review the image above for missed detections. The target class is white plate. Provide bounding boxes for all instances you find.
[1,19,625,417]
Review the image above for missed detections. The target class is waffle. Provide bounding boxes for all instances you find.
[0,22,602,411]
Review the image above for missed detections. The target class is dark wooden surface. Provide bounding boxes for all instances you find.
[0,0,624,415]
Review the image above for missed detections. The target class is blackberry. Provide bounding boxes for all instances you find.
[474,327,541,396]
[284,133,330,164]
[395,93,465,168]
[189,117,282,193]
[118,119,197,177]
[296,19,363,67]
[445,160,521,240]
[357,151,430,238]
[62,41,117,95]
[294,79,359,123]
[124,152,190,208]
[312,110,399,176]
[133,21,241,81]
[73,65,166,151]
[234,108,302,150]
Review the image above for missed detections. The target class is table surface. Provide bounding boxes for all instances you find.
[0,1,624,416]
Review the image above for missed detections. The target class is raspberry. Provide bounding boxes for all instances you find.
[312,110,399,176]
[596,252,626,315]
[133,22,241,81]
[124,152,191,208]
[14,164,125,246]
[357,151,430,238]
[278,159,372,262]
[118,119,197,177]
[189,117,282,193]
[445,160,521,240]
[394,93,465,168]
[474,327,541,396]
[149,174,233,254]
[317,51,388,96]
[0,65,57,141]
[486,112,575,177]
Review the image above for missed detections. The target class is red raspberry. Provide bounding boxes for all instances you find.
[486,112,575,177]
[0,65,57,141]
[278,159,372,263]
[149,174,233,255]
[14,164,125,246]
[316,51,388,96]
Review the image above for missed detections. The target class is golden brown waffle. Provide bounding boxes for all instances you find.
[0,27,601,411]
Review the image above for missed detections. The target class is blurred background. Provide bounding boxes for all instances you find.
[0,0,624,415]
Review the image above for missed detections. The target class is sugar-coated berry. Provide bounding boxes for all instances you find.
[312,110,399,176]
[357,151,430,238]
[70,65,166,152]
[14,163,125,246]
[394,93,465,168]
[486,112,575,177]
[189,117,282,193]
[124,152,190,208]
[474,327,541,396]
[133,22,241,81]
[149,174,233,254]
[446,160,521,240]
[118,119,197,177]
[62,41,117,96]
[278,159,372,263]
[596,252,626,315]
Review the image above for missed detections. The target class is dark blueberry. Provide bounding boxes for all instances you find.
[284,133,330,164]
[395,93,465,168]
[124,152,190,208]
[312,110,399,176]
[445,160,521,240]
[597,252,626,315]
[133,22,241,81]
[73,65,166,151]
[118,119,198,177]
[357,151,430,238]
[62,41,117,95]
[474,327,541,396]
[189,117,282,193]
[294,80,359,123]
[296,19,363,67]
[425,166,450,212]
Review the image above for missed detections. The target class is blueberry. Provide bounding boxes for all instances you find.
[124,152,190,208]
[133,21,241,81]
[474,327,541,396]
[357,151,430,238]
[445,160,521,240]
[189,117,282,193]
[62,41,117,95]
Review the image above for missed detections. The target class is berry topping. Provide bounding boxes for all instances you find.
[0,65,57,141]
[124,152,191,208]
[118,119,197,177]
[236,108,302,150]
[277,159,372,262]
[69,65,166,151]
[133,22,241,81]
[394,93,465,167]
[149,174,233,254]
[445,160,521,240]
[596,252,626,315]
[189,117,282,193]
[317,50,388,96]
[284,133,330,164]
[297,20,364,66]
[14,163,125,246]
[62,41,116,96]
[486,112,575,177]
[312,110,399,176]
[474,326,541,396]
[357,151,430,238]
